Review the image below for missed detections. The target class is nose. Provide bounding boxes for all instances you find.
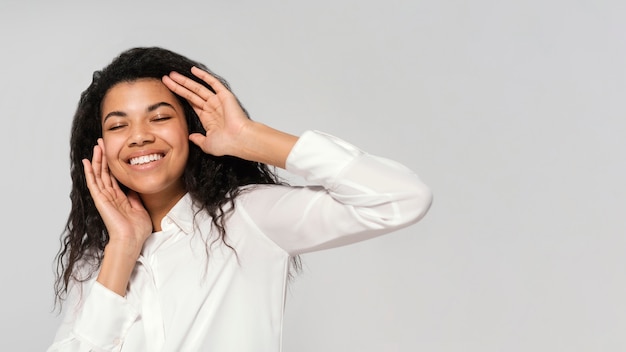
[127,123,155,146]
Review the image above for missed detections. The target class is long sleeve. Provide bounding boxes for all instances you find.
[47,277,139,352]
[238,130,433,255]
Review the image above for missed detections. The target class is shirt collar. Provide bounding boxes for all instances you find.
[162,192,200,235]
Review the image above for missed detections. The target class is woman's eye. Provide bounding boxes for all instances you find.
[107,124,126,131]
[153,116,171,122]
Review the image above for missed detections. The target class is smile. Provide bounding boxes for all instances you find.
[129,153,164,166]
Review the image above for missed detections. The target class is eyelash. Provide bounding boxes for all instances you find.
[107,124,126,131]
[106,116,172,131]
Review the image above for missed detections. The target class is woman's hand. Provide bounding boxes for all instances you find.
[82,138,152,259]
[162,66,299,168]
[162,66,251,158]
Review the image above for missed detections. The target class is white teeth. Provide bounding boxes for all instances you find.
[129,154,163,165]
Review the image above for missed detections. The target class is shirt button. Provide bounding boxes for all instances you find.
[113,338,121,345]
[166,218,173,224]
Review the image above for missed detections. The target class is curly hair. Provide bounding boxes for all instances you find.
[54,47,300,306]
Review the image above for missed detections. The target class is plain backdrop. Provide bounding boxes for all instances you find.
[1,0,625,351]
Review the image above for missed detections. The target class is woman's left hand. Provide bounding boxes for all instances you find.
[162,66,251,157]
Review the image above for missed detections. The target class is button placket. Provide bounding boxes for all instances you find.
[134,259,165,351]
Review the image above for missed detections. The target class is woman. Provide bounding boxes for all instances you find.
[49,46,432,351]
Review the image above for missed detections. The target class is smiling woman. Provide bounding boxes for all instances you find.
[48,46,433,352]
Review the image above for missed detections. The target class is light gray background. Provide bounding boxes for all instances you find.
[1,0,624,351]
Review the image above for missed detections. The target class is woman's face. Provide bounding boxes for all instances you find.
[100,78,189,199]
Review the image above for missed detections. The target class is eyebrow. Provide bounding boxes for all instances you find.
[103,102,177,122]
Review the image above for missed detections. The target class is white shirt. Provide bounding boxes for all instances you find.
[47,130,433,352]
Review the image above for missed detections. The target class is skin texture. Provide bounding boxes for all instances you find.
[82,67,299,296]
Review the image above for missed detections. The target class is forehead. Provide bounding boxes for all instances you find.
[102,78,181,113]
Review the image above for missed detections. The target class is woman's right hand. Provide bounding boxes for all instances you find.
[82,139,152,261]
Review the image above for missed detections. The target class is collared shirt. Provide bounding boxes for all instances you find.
[47,130,432,352]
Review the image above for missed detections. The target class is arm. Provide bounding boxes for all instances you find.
[82,139,152,297]
[239,130,433,255]
[46,141,151,351]
[162,67,432,255]
[46,277,139,352]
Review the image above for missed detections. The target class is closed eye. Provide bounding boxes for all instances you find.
[107,124,127,131]
[152,115,171,122]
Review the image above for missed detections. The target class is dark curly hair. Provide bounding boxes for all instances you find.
[54,46,300,306]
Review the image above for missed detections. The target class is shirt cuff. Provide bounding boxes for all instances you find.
[285,130,364,187]
[73,281,139,350]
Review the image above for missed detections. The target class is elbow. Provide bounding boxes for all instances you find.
[405,182,433,225]
[360,181,433,230]
[383,180,432,229]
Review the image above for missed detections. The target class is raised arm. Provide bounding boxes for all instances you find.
[239,130,433,255]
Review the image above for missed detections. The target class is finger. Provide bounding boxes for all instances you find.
[97,139,114,190]
[173,70,216,99]
[91,144,105,191]
[83,158,108,206]
[111,173,123,193]
[82,158,97,192]
[190,66,230,95]
[188,133,207,150]
[162,74,212,108]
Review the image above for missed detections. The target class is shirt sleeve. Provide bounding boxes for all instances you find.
[238,130,433,255]
[46,278,139,352]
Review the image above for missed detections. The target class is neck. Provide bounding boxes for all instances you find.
[140,186,186,232]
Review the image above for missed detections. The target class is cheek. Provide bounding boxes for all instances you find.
[105,154,124,179]
[105,152,118,168]
[166,124,191,154]
[101,139,124,175]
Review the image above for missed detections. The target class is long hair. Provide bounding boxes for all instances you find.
[54,47,300,306]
